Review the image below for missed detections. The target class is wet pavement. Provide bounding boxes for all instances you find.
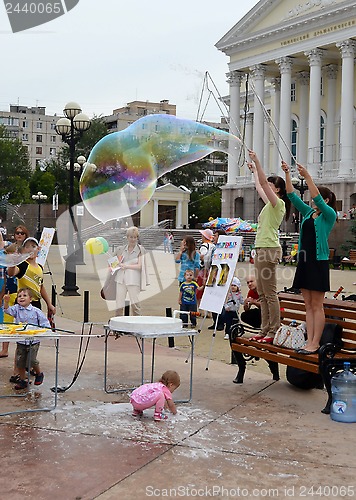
[0,247,356,499]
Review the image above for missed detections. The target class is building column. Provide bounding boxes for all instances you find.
[177,200,183,228]
[264,116,270,173]
[276,57,293,163]
[296,71,310,166]
[305,48,324,177]
[336,40,355,176]
[243,114,254,177]
[323,64,338,167]
[153,199,159,225]
[249,64,266,161]
[226,71,244,184]
[271,77,281,170]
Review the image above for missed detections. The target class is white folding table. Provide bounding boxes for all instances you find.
[103,316,199,403]
[0,327,61,417]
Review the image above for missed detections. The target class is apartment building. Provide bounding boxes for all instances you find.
[0,105,59,169]
[104,99,176,133]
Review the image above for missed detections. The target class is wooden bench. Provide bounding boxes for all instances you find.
[341,249,356,270]
[230,292,356,413]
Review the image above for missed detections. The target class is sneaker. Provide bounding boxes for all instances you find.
[132,409,143,417]
[34,372,44,386]
[9,375,20,383]
[208,325,215,330]
[14,379,28,390]
[224,334,229,340]
[154,412,168,421]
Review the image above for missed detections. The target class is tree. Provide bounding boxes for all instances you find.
[189,185,222,223]
[0,125,32,203]
[34,117,109,205]
[341,219,356,254]
[159,159,208,191]
[29,168,57,199]
[56,116,109,165]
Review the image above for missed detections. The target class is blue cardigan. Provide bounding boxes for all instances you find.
[287,192,336,261]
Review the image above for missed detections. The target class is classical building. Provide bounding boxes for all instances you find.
[216,0,356,224]
[139,183,191,228]
[0,105,59,169]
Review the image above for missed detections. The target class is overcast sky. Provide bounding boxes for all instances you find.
[0,0,257,121]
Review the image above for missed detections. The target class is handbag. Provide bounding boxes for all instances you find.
[100,272,117,301]
[273,322,306,350]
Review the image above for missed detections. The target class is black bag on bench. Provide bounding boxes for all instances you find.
[286,323,342,390]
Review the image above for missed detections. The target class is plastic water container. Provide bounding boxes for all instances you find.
[330,362,356,423]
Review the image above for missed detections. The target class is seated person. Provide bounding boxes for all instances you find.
[240,276,261,332]
[220,277,244,340]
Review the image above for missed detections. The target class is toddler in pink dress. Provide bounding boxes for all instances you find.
[130,370,180,421]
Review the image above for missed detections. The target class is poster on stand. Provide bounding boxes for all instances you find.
[37,227,55,267]
[200,235,243,314]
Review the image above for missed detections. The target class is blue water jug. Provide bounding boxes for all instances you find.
[330,362,356,423]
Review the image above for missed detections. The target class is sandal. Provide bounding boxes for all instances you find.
[250,334,265,341]
[257,336,274,344]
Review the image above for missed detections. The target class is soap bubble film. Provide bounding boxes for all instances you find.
[0,251,33,268]
[80,114,241,223]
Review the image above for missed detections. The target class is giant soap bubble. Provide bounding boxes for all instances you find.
[80,114,241,223]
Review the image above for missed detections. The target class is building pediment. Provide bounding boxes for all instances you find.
[156,183,190,193]
[216,0,354,55]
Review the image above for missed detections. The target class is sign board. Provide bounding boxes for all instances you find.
[37,227,55,267]
[199,235,242,314]
[76,205,84,217]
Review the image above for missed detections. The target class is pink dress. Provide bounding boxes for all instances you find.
[130,382,172,413]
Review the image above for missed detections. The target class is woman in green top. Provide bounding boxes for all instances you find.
[248,150,291,343]
[282,161,337,354]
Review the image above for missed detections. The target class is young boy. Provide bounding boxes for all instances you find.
[179,269,203,328]
[4,287,51,390]
[6,237,55,316]
[220,277,244,339]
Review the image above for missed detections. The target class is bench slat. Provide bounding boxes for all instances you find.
[231,341,320,373]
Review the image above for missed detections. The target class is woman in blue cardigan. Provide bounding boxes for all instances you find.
[282,161,337,354]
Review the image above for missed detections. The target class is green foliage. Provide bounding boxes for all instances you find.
[341,219,356,253]
[189,185,222,223]
[0,125,32,203]
[159,160,208,191]
[73,116,109,159]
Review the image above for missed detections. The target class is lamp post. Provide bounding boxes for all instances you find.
[66,155,86,265]
[291,175,308,230]
[55,102,91,296]
[291,175,308,201]
[32,191,47,241]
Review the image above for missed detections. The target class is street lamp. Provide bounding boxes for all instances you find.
[189,213,198,229]
[32,191,47,241]
[291,175,308,229]
[55,102,91,296]
[291,175,308,201]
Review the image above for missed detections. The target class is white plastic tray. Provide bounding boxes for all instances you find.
[108,315,183,334]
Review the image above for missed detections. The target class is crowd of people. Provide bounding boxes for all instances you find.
[170,150,337,359]
[0,149,339,419]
